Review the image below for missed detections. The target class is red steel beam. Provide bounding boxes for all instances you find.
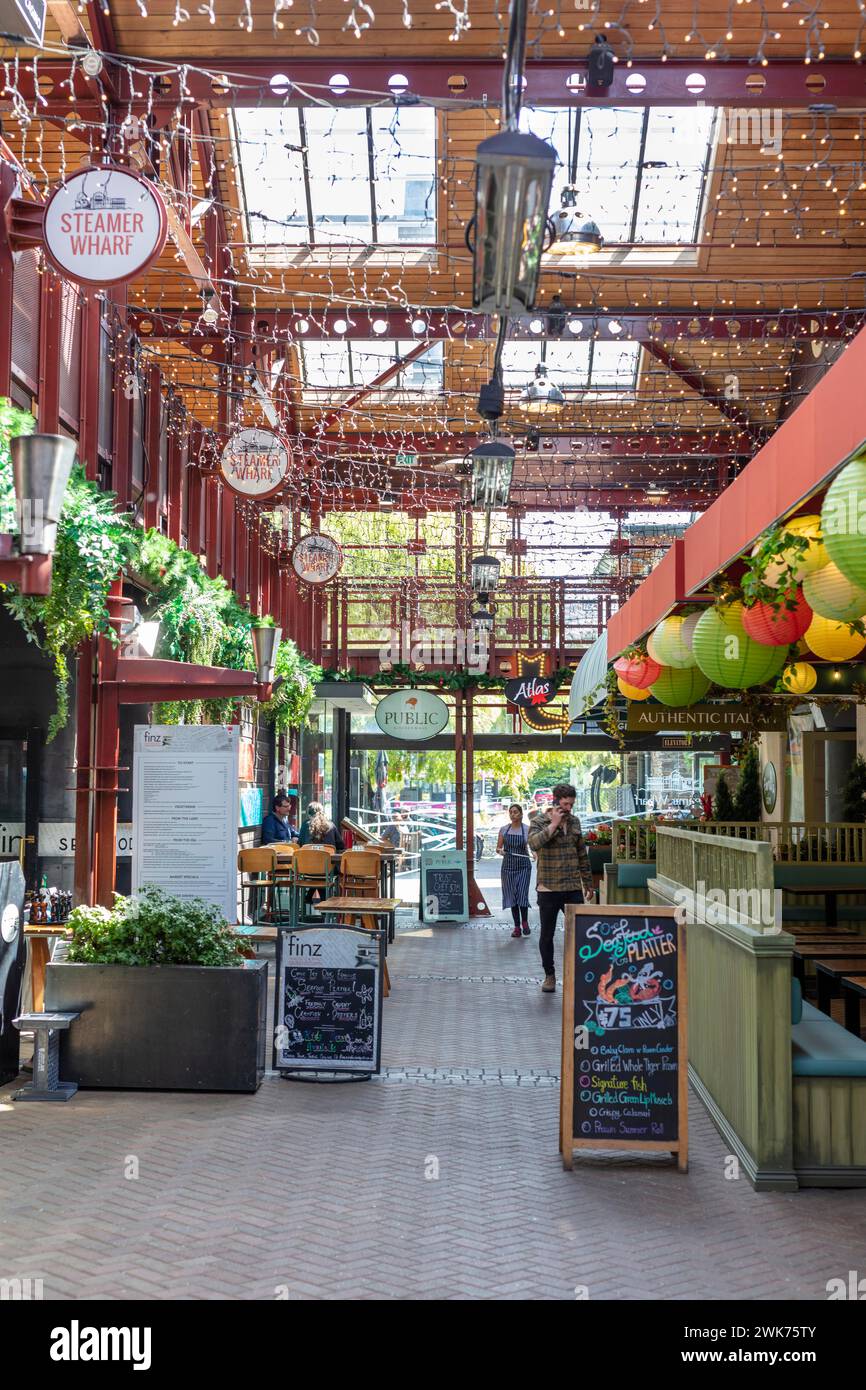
[642,340,766,444]
[316,340,431,436]
[8,58,866,110]
[306,431,755,459]
[132,308,861,345]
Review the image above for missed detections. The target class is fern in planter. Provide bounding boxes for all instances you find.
[67,887,244,967]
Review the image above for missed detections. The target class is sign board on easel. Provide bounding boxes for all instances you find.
[560,905,688,1172]
[274,925,384,1076]
[420,849,468,923]
[132,725,239,923]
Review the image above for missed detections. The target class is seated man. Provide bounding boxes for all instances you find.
[261,792,298,845]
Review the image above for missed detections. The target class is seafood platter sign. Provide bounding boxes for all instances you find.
[273,924,384,1078]
[560,905,688,1172]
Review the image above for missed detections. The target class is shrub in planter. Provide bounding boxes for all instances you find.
[46,888,267,1093]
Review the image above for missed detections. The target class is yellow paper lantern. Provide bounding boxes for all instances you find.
[802,561,866,623]
[617,678,650,701]
[782,662,818,695]
[805,614,866,661]
[752,514,828,587]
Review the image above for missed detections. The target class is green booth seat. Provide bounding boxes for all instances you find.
[791,1023,866,1077]
[775,863,866,928]
[617,863,656,890]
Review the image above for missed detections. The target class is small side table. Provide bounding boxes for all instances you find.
[12,1012,80,1101]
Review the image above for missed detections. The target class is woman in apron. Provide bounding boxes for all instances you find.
[496,804,533,939]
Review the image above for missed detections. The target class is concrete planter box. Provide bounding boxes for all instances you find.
[44,961,268,1092]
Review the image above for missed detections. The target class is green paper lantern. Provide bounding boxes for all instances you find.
[649,666,711,707]
[802,560,866,622]
[648,615,698,669]
[692,602,788,689]
[821,456,866,590]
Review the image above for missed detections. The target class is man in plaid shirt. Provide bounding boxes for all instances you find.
[527,783,594,993]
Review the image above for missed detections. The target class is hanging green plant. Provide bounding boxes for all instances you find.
[0,398,35,534]
[601,667,625,749]
[259,639,322,734]
[4,465,136,739]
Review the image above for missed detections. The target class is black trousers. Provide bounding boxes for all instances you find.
[537,890,585,975]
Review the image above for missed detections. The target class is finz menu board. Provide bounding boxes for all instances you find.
[274,925,384,1076]
[560,906,688,1172]
[420,849,468,923]
[132,725,239,923]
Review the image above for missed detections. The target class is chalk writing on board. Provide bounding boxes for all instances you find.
[572,913,680,1145]
[274,927,383,1074]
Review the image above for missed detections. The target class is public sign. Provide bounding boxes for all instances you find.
[560,905,688,1171]
[375,688,450,741]
[0,0,46,45]
[291,533,343,584]
[274,924,384,1076]
[626,702,787,734]
[42,167,168,288]
[420,849,468,923]
[220,428,290,499]
[132,725,239,923]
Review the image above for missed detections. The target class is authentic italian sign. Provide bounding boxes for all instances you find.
[291,533,342,584]
[220,428,290,499]
[626,703,786,734]
[43,167,168,288]
[375,689,450,741]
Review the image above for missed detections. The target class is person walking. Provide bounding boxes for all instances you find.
[496,803,533,938]
[527,783,594,994]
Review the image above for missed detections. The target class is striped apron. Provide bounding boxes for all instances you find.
[501,825,531,910]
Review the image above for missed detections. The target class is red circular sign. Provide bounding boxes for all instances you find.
[42,166,168,288]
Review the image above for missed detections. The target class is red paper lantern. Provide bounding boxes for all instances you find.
[741,587,812,647]
[613,654,662,689]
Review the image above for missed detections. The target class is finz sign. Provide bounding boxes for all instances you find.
[42,167,168,288]
[375,689,450,742]
[220,428,290,498]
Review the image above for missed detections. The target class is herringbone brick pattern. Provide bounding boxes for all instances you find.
[0,910,862,1300]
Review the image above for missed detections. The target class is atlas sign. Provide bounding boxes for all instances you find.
[220,428,290,499]
[43,167,168,288]
[374,689,450,742]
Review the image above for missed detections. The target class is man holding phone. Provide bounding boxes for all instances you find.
[527,783,594,993]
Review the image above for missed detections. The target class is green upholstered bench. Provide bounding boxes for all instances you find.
[776,864,866,928]
[617,863,656,890]
[789,977,866,1180]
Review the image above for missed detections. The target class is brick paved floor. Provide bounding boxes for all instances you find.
[1,911,864,1300]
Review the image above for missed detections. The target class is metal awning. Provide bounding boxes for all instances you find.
[568,632,609,725]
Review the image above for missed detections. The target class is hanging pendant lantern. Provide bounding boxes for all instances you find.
[519,363,565,416]
[470,129,557,315]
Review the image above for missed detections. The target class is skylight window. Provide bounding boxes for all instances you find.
[500,340,640,392]
[521,105,715,244]
[299,340,443,395]
[234,106,436,248]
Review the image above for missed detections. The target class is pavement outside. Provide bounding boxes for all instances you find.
[1,868,863,1301]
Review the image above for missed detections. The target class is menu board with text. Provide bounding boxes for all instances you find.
[132,725,239,923]
[274,925,384,1075]
[560,906,688,1172]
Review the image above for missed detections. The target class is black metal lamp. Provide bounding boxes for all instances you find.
[470,554,501,593]
[469,440,515,509]
[469,129,557,314]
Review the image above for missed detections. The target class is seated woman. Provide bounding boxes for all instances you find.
[298,802,346,854]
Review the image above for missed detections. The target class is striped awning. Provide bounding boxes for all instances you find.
[568,632,609,723]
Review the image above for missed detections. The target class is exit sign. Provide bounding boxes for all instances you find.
[395,452,417,469]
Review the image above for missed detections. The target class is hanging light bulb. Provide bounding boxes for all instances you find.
[520,363,565,416]
[547,185,603,256]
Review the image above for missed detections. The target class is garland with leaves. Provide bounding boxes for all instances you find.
[321,663,575,693]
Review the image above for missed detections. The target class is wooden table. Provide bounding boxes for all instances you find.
[792,939,866,984]
[813,959,866,1018]
[783,883,866,930]
[840,975,866,1036]
[314,895,401,996]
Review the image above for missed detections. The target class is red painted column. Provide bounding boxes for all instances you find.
[143,365,162,531]
[78,293,101,479]
[37,271,63,434]
[248,522,261,615]
[112,331,133,502]
[93,579,124,908]
[220,485,236,587]
[73,638,95,907]
[187,467,203,555]
[235,508,248,601]
[0,163,15,396]
[166,426,183,545]
[204,477,221,579]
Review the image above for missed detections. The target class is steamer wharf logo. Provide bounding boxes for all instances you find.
[42,167,168,288]
[220,429,291,499]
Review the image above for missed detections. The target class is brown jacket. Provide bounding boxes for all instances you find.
[527,808,594,897]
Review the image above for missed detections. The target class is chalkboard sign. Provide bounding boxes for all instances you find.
[274,925,384,1076]
[560,905,688,1171]
[420,849,468,923]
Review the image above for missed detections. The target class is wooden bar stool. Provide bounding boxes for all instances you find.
[340,849,381,901]
[237,848,280,925]
[291,846,337,925]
